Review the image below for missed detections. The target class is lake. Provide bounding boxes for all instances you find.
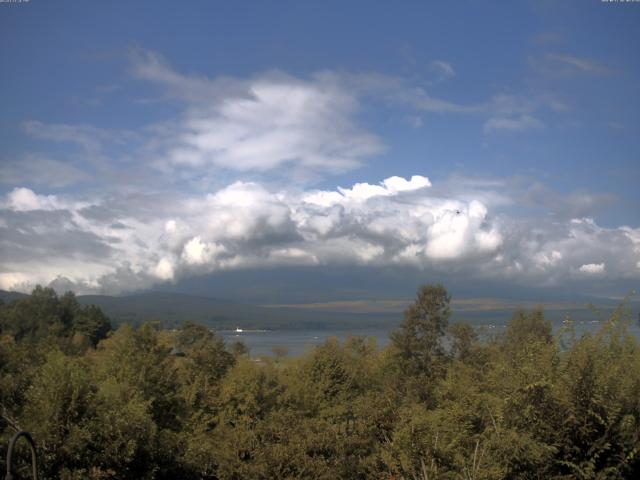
[221,318,640,357]
[221,327,393,356]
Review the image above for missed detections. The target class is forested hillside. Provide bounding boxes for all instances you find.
[1,285,639,479]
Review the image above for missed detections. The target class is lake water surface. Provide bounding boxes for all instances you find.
[221,319,640,357]
[221,327,392,356]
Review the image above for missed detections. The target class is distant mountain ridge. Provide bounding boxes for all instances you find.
[0,289,399,330]
[2,289,636,331]
[0,290,29,302]
[77,291,286,329]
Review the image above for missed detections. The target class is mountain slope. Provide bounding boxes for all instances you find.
[0,290,29,302]
[75,291,397,330]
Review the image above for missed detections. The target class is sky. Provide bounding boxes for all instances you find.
[1,0,639,303]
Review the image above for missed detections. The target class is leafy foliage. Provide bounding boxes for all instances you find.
[1,284,639,479]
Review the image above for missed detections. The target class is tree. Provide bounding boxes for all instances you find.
[73,304,112,347]
[0,287,112,348]
[503,308,552,349]
[0,286,65,341]
[390,283,451,401]
[22,351,96,478]
[229,340,249,358]
[176,321,234,385]
[448,322,478,362]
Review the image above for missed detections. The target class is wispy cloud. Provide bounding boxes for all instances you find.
[530,53,613,77]
[524,182,618,219]
[545,53,613,75]
[22,121,108,152]
[428,60,456,82]
[0,155,90,188]
[483,94,546,133]
[130,51,385,177]
[484,115,544,133]
[14,49,560,195]
[530,32,563,46]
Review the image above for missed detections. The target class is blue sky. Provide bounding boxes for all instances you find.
[1,1,639,302]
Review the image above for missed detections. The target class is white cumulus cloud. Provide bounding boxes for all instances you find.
[4,188,61,211]
[2,175,637,295]
[579,263,605,274]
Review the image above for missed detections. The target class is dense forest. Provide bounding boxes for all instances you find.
[1,284,639,479]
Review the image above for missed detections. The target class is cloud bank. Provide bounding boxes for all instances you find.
[1,176,638,295]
